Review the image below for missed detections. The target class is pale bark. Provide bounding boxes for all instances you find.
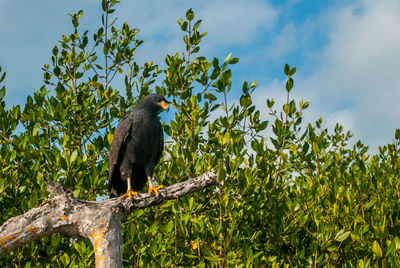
[0,169,217,267]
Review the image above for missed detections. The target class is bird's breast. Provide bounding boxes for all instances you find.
[129,115,162,163]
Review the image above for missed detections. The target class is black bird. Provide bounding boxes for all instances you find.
[108,94,169,198]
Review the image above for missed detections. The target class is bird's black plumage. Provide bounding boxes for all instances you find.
[108,94,168,198]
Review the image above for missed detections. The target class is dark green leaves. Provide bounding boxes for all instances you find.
[193,19,202,30]
[180,21,188,31]
[266,98,275,109]
[2,3,400,268]
[68,10,84,28]
[284,64,296,92]
[0,86,5,99]
[229,57,240,64]
[0,70,6,83]
[284,63,296,77]
[240,93,252,108]
[186,8,194,21]
[286,77,294,92]
[284,63,290,76]
[220,69,232,84]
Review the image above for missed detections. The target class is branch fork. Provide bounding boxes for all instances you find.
[0,170,217,267]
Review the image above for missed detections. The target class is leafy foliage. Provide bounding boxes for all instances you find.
[1,1,400,267]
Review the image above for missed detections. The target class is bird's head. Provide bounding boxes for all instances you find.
[137,93,169,113]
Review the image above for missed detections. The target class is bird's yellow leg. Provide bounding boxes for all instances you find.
[147,176,164,195]
[121,178,138,199]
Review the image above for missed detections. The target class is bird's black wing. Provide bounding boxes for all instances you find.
[108,116,132,189]
[154,122,164,166]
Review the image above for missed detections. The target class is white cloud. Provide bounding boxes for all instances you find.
[325,109,355,133]
[238,0,400,152]
[262,14,326,62]
[0,0,100,105]
[116,0,279,62]
[2,0,400,153]
[289,0,400,151]
[198,0,278,46]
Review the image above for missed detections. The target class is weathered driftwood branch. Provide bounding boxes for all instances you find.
[0,170,217,267]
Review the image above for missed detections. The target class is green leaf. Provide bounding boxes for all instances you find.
[186,9,194,21]
[259,121,268,131]
[54,66,61,76]
[0,87,5,99]
[189,197,195,211]
[32,124,40,137]
[224,52,232,62]
[0,71,7,83]
[77,10,84,20]
[165,221,174,233]
[286,78,293,92]
[396,128,400,140]
[289,100,296,114]
[289,67,296,76]
[204,256,221,262]
[266,98,274,109]
[334,230,350,242]
[181,21,188,31]
[312,142,319,153]
[220,70,232,84]
[149,223,158,236]
[364,199,376,209]
[283,104,289,115]
[192,46,200,54]
[184,35,190,47]
[229,58,240,64]
[60,252,70,266]
[74,242,82,255]
[395,237,400,249]
[372,240,383,258]
[284,63,290,76]
[193,19,202,30]
[205,92,217,101]
[240,94,252,108]
[222,132,230,145]
[52,46,59,56]
[386,239,396,257]
[70,150,78,163]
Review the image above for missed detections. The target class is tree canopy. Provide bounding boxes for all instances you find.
[1,1,400,267]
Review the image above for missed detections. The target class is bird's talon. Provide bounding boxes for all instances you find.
[148,185,164,195]
[121,190,138,199]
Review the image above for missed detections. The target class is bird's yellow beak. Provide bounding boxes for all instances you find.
[158,100,169,110]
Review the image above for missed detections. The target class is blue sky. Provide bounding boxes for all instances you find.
[1,0,400,152]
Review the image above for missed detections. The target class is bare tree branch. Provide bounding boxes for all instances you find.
[0,169,217,267]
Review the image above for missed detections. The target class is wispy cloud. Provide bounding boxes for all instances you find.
[305,0,400,150]
[254,0,400,151]
[1,0,399,151]
[116,0,279,64]
[0,0,100,104]
[197,0,278,47]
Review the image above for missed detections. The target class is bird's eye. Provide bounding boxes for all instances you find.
[157,97,161,102]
